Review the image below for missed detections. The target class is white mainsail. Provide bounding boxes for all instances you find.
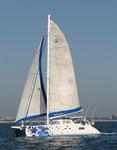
[15,41,46,123]
[48,18,82,118]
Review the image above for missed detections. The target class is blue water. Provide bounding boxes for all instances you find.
[0,121,117,150]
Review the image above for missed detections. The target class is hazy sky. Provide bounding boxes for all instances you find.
[0,0,116,118]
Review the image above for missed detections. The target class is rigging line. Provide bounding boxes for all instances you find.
[26,35,45,119]
[25,41,42,118]
[25,61,39,118]
[90,106,97,119]
[25,35,47,119]
[84,96,96,118]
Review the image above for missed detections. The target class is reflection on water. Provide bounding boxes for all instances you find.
[0,122,117,150]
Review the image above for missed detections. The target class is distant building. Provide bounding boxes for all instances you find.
[0,116,14,121]
[112,114,117,120]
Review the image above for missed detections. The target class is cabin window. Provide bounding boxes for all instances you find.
[65,120,71,124]
[79,127,85,130]
[63,120,71,124]
[51,121,60,125]
[63,121,66,124]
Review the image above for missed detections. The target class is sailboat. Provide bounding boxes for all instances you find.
[11,15,100,136]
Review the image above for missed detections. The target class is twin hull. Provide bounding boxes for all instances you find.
[47,124,100,136]
[25,124,100,137]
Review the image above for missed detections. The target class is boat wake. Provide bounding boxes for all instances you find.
[101,132,117,135]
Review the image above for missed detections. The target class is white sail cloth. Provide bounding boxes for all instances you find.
[15,48,46,123]
[48,20,81,117]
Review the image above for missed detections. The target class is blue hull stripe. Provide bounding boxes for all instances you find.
[16,106,82,124]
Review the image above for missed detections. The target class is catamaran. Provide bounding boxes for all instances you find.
[11,15,100,136]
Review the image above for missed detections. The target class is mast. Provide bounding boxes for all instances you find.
[47,14,50,124]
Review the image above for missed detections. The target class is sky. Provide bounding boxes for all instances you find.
[0,0,116,118]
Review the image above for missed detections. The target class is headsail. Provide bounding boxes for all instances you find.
[48,18,82,118]
[15,36,46,123]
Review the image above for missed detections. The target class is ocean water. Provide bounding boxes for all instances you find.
[0,121,117,150]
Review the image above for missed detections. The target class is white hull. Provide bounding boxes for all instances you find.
[25,119,100,137]
[47,124,100,136]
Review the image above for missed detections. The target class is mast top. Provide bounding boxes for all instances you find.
[48,14,51,18]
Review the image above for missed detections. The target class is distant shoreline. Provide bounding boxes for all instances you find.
[0,121,14,123]
[0,119,117,123]
[94,119,117,122]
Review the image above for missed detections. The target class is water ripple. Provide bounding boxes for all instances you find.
[0,122,117,150]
